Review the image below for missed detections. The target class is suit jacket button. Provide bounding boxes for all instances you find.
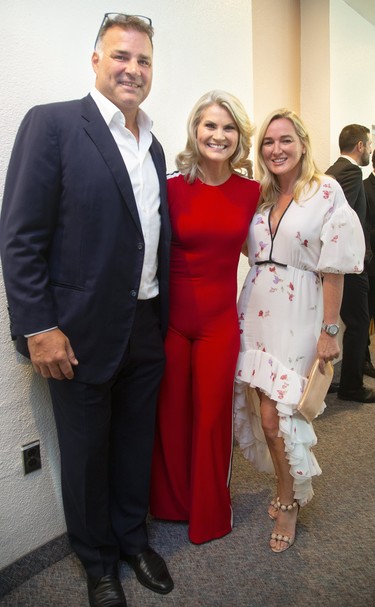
[130,290,137,297]
[137,243,143,250]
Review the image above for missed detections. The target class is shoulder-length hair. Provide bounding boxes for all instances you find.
[257,108,321,211]
[176,90,255,183]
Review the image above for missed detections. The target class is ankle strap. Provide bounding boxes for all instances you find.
[276,498,298,511]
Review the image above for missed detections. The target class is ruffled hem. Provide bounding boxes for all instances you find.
[236,348,308,407]
[234,351,324,506]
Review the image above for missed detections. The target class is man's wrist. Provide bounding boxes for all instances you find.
[25,327,58,338]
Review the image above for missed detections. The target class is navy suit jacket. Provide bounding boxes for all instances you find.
[0,94,171,384]
[364,172,375,276]
[325,156,371,265]
[326,156,366,225]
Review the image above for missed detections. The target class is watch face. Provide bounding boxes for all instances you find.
[327,325,339,336]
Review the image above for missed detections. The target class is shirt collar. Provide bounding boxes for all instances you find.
[90,87,153,132]
[340,154,358,166]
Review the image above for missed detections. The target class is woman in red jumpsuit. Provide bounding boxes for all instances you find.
[150,90,260,543]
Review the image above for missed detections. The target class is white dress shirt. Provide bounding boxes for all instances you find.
[91,87,161,300]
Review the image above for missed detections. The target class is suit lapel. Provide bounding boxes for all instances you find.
[149,138,170,237]
[80,95,143,234]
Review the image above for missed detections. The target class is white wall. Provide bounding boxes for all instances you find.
[0,0,253,569]
[300,0,375,177]
[329,0,375,178]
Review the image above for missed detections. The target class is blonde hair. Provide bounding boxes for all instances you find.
[257,108,321,211]
[176,90,255,184]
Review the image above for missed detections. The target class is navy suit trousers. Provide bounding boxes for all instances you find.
[339,273,369,390]
[48,298,165,577]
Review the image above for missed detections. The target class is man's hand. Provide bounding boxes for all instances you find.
[27,329,79,380]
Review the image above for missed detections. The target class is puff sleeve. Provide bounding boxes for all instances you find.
[317,181,365,274]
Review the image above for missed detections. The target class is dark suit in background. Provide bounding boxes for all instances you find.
[364,169,375,322]
[325,157,370,394]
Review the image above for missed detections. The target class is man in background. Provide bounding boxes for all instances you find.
[326,124,375,403]
[0,14,173,607]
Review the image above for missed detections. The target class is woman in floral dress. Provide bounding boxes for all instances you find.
[234,109,365,553]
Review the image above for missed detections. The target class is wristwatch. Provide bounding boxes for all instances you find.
[321,322,340,336]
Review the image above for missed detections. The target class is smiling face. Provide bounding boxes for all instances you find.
[261,117,305,182]
[92,26,153,118]
[196,104,239,170]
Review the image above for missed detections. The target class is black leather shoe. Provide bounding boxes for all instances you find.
[363,361,375,378]
[337,387,375,403]
[87,575,127,607]
[122,547,174,594]
[328,382,339,394]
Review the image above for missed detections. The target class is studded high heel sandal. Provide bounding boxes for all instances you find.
[270,499,299,553]
[268,497,279,520]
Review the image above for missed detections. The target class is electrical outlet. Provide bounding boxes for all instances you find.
[22,440,41,474]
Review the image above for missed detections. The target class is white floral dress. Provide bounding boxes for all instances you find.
[234,176,365,505]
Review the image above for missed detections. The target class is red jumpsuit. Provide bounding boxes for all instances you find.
[150,172,259,543]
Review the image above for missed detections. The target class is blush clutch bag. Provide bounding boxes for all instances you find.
[297,359,334,422]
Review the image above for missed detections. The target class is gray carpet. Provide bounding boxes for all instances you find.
[1,375,374,606]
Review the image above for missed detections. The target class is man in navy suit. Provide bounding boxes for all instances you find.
[0,14,173,607]
[326,124,375,403]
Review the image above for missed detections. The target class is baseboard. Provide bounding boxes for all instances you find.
[0,534,72,598]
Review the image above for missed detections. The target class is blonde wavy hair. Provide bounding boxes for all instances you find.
[176,90,255,184]
[257,108,321,211]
